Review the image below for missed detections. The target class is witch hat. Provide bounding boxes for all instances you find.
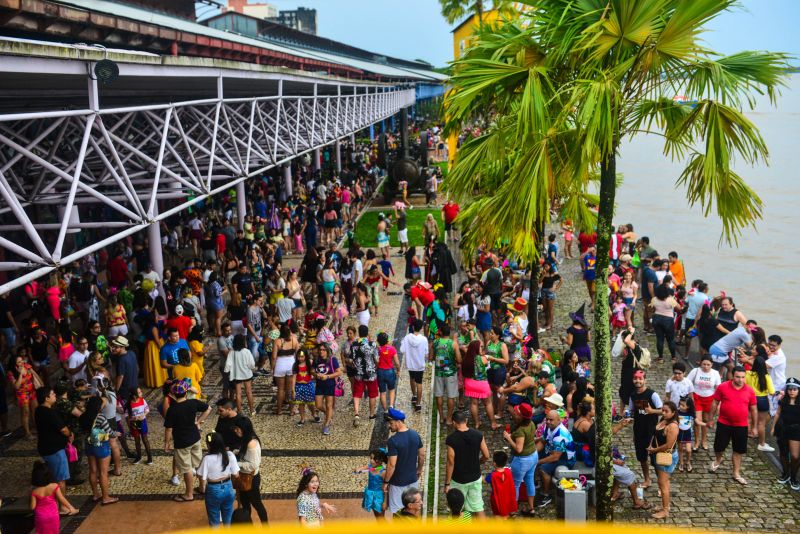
[569,303,588,326]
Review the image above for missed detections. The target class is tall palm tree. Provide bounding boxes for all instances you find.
[444,0,790,520]
[443,20,598,344]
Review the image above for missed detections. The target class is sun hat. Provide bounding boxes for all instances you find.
[543,393,564,408]
[508,297,528,312]
[110,336,129,348]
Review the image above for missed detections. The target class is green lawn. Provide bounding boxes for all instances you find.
[432,161,449,178]
[353,209,444,248]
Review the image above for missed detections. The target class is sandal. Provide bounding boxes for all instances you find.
[632,502,652,510]
[101,498,119,506]
[709,462,720,473]
[678,465,684,472]
[732,476,748,486]
[173,495,193,502]
[687,465,693,473]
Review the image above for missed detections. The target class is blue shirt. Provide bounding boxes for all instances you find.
[544,424,576,466]
[547,242,559,270]
[254,200,267,219]
[387,428,423,486]
[641,268,658,298]
[160,339,190,367]
[685,291,708,320]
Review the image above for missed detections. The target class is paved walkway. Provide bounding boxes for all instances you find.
[432,229,800,531]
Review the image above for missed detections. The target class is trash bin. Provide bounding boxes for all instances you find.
[556,486,587,521]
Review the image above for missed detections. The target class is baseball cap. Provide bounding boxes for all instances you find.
[384,407,406,422]
[171,380,189,396]
[513,403,533,419]
[786,377,799,389]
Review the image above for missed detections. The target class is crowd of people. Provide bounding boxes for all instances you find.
[0,127,797,527]
[0,136,436,527]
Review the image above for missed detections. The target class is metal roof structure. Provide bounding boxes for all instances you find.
[0,0,446,82]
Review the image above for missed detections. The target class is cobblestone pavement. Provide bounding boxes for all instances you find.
[0,201,434,530]
[432,229,800,531]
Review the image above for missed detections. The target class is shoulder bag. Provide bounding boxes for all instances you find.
[233,471,254,492]
[651,424,676,467]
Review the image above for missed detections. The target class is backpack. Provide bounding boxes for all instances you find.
[87,417,109,447]
[633,344,651,369]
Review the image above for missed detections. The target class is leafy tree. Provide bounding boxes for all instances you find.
[444,0,789,519]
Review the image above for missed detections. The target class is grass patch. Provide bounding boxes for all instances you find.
[426,403,439,514]
[353,209,444,248]
[432,161,449,178]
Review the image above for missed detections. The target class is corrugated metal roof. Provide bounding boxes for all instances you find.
[55,0,443,81]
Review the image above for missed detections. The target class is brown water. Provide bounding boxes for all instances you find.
[615,74,800,376]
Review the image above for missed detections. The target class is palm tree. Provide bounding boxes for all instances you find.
[443,20,598,345]
[439,0,513,27]
[444,0,790,520]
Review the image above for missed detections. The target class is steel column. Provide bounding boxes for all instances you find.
[236,180,246,230]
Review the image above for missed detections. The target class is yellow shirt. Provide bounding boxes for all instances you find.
[173,363,204,396]
[745,371,774,397]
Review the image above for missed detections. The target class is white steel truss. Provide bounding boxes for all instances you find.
[0,84,415,294]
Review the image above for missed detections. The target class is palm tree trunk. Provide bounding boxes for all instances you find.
[476,0,484,28]
[527,231,541,348]
[593,152,617,521]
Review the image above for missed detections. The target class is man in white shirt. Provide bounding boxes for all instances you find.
[66,337,90,384]
[767,335,787,416]
[351,253,363,287]
[400,319,429,412]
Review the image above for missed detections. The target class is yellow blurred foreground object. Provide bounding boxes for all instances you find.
[179,519,686,534]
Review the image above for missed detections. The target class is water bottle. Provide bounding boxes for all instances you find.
[636,486,644,500]
[624,408,631,419]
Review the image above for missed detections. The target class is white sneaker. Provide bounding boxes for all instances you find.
[170,475,180,486]
[757,443,775,452]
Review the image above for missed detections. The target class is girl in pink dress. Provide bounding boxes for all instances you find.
[30,461,78,533]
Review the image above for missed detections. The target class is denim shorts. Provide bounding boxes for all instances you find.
[377,368,397,393]
[86,441,111,459]
[42,449,70,482]
[652,450,679,474]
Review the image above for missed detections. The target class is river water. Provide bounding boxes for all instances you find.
[615,74,800,377]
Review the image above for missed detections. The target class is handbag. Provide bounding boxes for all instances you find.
[328,356,345,397]
[31,369,44,390]
[233,471,254,492]
[651,428,676,467]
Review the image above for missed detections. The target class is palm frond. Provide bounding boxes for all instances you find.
[682,51,792,107]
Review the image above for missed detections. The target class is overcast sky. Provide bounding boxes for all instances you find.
[215,1,800,68]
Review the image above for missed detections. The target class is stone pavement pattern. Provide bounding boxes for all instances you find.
[0,251,431,531]
[433,230,800,531]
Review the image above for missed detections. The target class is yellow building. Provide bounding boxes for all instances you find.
[452,9,503,60]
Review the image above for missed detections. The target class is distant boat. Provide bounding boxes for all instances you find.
[672,95,698,107]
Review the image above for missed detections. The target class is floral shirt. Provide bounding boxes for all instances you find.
[296,491,322,524]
